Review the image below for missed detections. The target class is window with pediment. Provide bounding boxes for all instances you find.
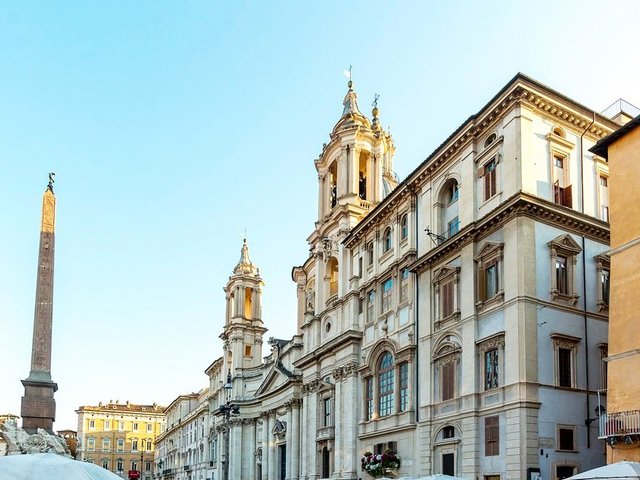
[551,333,580,388]
[474,242,504,309]
[433,265,460,327]
[434,338,461,401]
[547,234,582,305]
[594,253,610,311]
[477,333,505,391]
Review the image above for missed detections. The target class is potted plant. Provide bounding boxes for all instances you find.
[360,449,401,478]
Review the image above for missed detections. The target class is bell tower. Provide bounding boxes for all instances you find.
[307,79,397,309]
[220,239,267,376]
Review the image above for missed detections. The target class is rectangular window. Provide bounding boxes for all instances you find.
[133,422,139,432]
[484,160,497,200]
[118,420,124,432]
[485,263,498,300]
[557,466,576,480]
[601,206,609,222]
[367,290,375,322]
[87,437,95,451]
[447,217,460,239]
[104,420,110,431]
[117,460,123,471]
[600,345,608,390]
[485,416,499,456]
[601,269,610,306]
[554,155,564,168]
[117,439,124,452]
[244,345,252,357]
[558,427,575,451]
[442,362,455,401]
[484,349,499,390]
[102,459,109,470]
[89,419,95,430]
[147,423,153,433]
[442,453,455,476]
[131,461,138,472]
[103,438,110,450]
[399,362,409,412]
[555,256,568,294]
[400,268,409,303]
[323,398,331,427]
[146,461,152,472]
[442,281,454,318]
[449,183,459,204]
[558,348,572,387]
[146,439,152,451]
[358,256,363,278]
[382,278,393,313]
[132,439,138,451]
[366,377,374,421]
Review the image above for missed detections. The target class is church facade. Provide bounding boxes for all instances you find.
[155,74,619,480]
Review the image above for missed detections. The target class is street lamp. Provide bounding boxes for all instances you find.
[215,373,239,480]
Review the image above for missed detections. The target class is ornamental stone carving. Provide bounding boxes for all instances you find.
[0,423,71,457]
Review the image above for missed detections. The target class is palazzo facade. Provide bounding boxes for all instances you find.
[155,73,620,480]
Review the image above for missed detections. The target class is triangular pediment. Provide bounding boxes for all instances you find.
[547,234,582,254]
[433,265,459,283]
[474,241,504,261]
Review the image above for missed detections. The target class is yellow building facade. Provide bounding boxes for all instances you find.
[76,401,166,479]
[592,114,640,462]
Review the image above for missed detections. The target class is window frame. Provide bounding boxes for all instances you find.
[547,234,582,305]
[400,214,409,241]
[551,333,580,388]
[378,352,395,417]
[433,266,460,328]
[474,242,504,309]
[484,415,499,456]
[399,268,410,304]
[594,253,610,311]
[382,227,393,253]
[434,342,461,402]
[382,277,393,313]
[483,159,497,201]
[556,425,576,452]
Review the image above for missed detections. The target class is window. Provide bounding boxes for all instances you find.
[400,214,408,240]
[485,416,499,456]
[116,439,124,452]
[378,353,395,417]
[599,344,608,390]
[102,437,110,451]
[367,290,375,322]
[399,362,409,412]
[367,242,374,266]
[400,268,410,303]
[600,175,609,222]
[146,439,152,451]
[104,420,110,431]
[484,133,497,148]
[132,439,138,451]
[433,266,459,325]
[118,420,124,432]
[442,363,455,401]
[89,419,95,430]
[327,257,338,297]
[447,183,459,205]
[557,426,575,451]
[116,459,123,471]
[244,345,252,357]
[556,466,576,480]
[147,423,153,433]
[447,217,460,239]
[133,422,138,432]
[383,228,392,253]
[358,256,363,278]
[554,155,564,168]
[323,398,332,427]
[595,253,610,311]
[102,459,109,470]
[552,334,580,388]
[483,160,497,200]
[484,349,499,390]
[87,437,95,451]
[146,461,152,472]
[555,256,568,294]
[382,278,393,313]
[475,242,504,307]
[131,461,138,472]
[547,234,582,304]
[442,426,455,439]
[365,377,374,421]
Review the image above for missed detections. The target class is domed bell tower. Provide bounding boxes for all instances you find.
[220,239,267,378]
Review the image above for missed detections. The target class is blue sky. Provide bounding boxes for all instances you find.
[1,1,638,430]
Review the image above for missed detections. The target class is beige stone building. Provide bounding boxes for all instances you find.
[156,73,624,480]
[591,113,640,463]
[76,401,165,479]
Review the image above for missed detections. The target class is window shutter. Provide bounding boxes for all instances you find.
[442,363,454,400]
[564,185,573,208]
[485,416,499,456]
[478,265,486,302]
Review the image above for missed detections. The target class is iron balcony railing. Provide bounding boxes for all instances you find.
[599,410,640,439]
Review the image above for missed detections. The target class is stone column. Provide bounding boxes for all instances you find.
[332,367,344,475]
[307,385,319,480]
[291,400,300,479]
[341,363,359,478]
[262,414,270,480]
[268,413,277,480]
[246,419,256,480]
[228,419,242,480]
[285,405,292,479]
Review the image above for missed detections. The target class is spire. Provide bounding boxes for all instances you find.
[342,79,363,117]
[234,238,259,276]
[371,93,381,131]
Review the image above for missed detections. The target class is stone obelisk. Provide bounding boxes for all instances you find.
[21,173,58,434]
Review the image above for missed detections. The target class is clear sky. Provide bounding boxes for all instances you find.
[1,0,638,431]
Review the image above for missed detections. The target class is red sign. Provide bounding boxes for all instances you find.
[128,471,140,480]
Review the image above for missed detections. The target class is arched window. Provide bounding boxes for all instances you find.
[439,179,460,241]
[378,352,395,417]
[383,227,392,253]
[400,214,408,240]
[553,126,565,138]
[326,257,339,298]
[484,133,497,148]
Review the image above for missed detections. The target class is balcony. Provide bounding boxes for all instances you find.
[599,410,640,439]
